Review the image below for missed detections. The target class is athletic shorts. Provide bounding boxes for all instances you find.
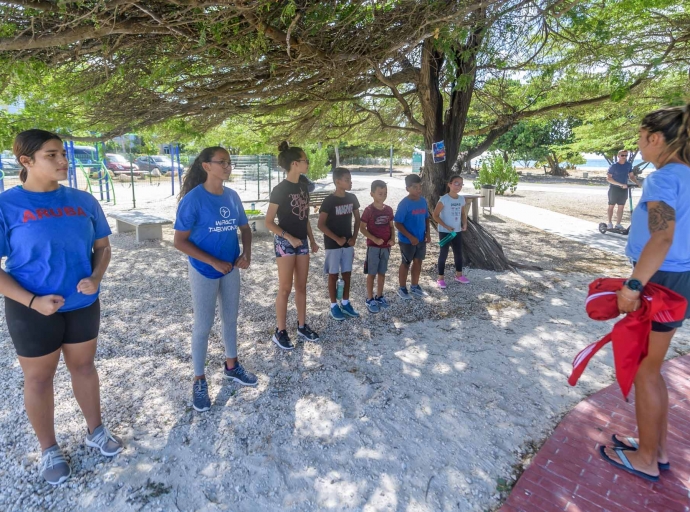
[274,235,309,257]
[399,242,426,265]
[5,297,101,358]
[324,246,354,274]
[648,269,690,332]
[364,247,390,275]
[608,185,628,206]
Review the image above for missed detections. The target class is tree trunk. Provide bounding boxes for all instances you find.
[414,12,538,271]
[545,153,569,176]
[334,144,340,167]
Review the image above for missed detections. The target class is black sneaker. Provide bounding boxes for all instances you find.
[272,328,294,350]
[297,324,320,342]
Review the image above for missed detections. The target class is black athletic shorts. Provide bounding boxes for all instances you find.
[648,270,690,332]
[5,297,101,358]
[608,185,628,206]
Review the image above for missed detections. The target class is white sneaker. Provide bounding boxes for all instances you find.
[607,223,613,229]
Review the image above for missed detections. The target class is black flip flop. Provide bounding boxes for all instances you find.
[611,434,670,471]
[599,446,660,482]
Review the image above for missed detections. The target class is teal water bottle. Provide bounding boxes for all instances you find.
[336,276,344,301]
[438,231,457,247]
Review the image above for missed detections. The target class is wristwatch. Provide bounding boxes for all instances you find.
[624,278,644,292]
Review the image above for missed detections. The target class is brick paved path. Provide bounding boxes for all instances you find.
[501,355,690,512]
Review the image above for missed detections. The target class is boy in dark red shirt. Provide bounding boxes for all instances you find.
[359,180,395,313]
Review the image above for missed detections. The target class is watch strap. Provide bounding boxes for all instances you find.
[624,279,644,292]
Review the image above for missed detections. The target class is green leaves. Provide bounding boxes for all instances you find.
[473,154,518,195]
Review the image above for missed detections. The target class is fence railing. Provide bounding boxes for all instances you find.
[0,153,283,210]
[341,156,411,166]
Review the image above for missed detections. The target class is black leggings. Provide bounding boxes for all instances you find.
[437,231,463,276]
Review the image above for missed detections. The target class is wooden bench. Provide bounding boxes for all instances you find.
[309,190,333,212]
[108,211,172,242]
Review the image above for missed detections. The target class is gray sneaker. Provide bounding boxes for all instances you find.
[85,425,124,457]
[615,224,624,230]
[40,445,71,486]
[410,285,428,297]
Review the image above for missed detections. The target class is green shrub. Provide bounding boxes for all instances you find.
[306,145,330,181]
[473,154,519,195]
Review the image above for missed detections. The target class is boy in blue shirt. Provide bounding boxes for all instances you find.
[394,174,430,299]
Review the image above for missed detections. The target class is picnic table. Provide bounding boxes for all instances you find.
[462,194,483,223]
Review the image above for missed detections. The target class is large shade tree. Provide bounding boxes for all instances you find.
[1,0,689,269]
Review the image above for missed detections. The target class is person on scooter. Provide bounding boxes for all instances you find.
[607,149,641,229]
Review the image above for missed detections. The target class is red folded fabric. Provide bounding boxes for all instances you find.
[569,277,687,398]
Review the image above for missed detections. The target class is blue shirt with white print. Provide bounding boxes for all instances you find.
[174,185,248,278]
[0,185,111,312]
[626,163,690,271]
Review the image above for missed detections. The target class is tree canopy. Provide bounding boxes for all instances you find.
[1,1,688,150]
[1,0,689,270]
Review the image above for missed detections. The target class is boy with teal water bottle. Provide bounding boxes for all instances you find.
[317,167,361,320]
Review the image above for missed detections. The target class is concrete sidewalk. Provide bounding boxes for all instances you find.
[492,199,629,257]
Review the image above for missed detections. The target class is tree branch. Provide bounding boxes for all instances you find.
[0,23,174,51]
[371,61,425,132]
[355,104,422,134]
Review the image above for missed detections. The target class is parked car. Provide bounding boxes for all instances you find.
[0,157,20,176]
[134,155,184,176]
[105,153,141,175]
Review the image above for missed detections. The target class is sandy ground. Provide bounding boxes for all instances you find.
[1,175,687,512]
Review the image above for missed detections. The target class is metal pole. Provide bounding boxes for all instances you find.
[63,142,71,187]
[170,143,175,196]
[102,143,110,202]
[69,141,76,188]
[389,144,393,177]
[176,144,182,189]
[95,143,104,200]
[130,154,136,209]
[257,159,260,200]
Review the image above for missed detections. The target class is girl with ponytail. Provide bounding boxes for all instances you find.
[265,141,320,349]
[174,146,257,413]
[600,103,690,481]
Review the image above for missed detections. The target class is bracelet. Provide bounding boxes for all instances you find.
[280,230,286,238]
[28,294,37,309]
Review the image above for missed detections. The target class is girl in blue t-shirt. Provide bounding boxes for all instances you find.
[0,129,123,486]
[599,104,690,482]
[173,146,257,413]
